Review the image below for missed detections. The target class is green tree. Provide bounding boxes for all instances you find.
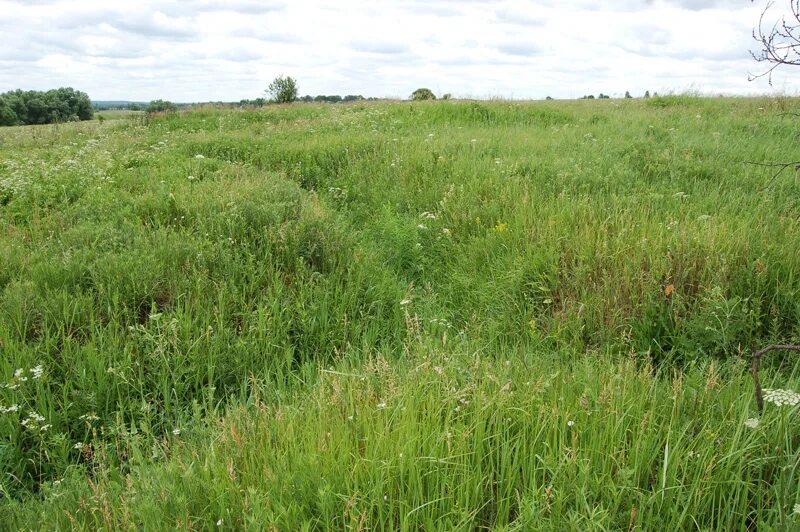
[267,76,298,103]
[145,100,178,114]
[0,87,93,126]
[0,98,17,126]
[410,88,436,101]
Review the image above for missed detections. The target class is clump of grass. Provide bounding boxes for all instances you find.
[5,351,799,529]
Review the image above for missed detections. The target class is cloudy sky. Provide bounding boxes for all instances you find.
[0,0,798,101]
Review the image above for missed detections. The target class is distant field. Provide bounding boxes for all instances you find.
[1,98,799,529]
[95,109,144,120]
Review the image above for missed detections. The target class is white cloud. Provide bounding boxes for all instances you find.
[0,0,797,101]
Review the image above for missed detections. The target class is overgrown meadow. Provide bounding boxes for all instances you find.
[1,97,799,529]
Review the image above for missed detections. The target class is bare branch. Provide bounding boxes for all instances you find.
[750,1,800,83]
[741,160,800,190]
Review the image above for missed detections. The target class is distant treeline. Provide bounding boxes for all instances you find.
[93,101,149,111]
[239,94,378,106]
[0,88,93,126]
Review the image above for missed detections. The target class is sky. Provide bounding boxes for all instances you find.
[0,0,798,102]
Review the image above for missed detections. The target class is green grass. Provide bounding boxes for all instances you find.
[1,97,799,529]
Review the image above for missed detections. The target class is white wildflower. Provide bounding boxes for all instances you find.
[417,224,427,230]
[187,175,195,181]
[30,364,44,379]
[794,503,800,515]
[195,154,205,159]
[399,299,412,306]
[172,428,181,436]
[567,420,574,427]
[377,401,387,409]
[1,404,20,414]
[744,418,760,429]
[73,442,84,450]
[420,212,437,219]
[217,519,224,526]
[763,388,800,407]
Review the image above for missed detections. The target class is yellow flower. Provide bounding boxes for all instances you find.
[494,221,508,232]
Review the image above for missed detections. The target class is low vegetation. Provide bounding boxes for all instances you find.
[0,97,799,529]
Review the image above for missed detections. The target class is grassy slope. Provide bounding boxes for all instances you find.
[0,97,799,529]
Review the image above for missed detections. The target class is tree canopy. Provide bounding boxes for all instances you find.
[145,100,178,114]
[266,76,298,103]
[410,88,436,101]
[0,88,93,126]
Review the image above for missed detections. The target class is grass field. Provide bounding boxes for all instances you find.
[1,97,799,529]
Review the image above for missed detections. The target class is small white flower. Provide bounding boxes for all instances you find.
[30,364,44,379]
[74,442,84,450]
[172,428,181,435]
[195,154,205,159]
[417,224,427,230]
[217,518,224,526]
[794,503,800,515]
[187,175,195,181]
[399,299,412,306]
[377,402,387,409]
[567,420,574,427]
[744,418,760,429]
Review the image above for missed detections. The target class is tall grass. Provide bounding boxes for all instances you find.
[0,97,799,529]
